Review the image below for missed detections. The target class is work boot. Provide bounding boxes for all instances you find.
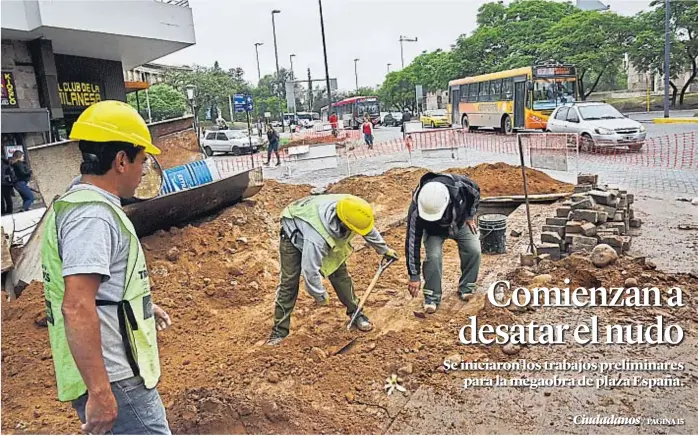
[353,313,373,332]
[266,332,285,346]
[424,302,437,314]
[458,291,473,302]
[275,161,281,167]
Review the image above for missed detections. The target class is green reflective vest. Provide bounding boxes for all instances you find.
[41,188,160,402]
[281,194,355,277]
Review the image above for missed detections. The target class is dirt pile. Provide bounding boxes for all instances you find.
[153,130,203,169]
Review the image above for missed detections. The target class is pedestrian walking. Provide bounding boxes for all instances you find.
[329,111,338,137]
[404,172,482,313]
[362,116,374,149]
[265,124,281,166]
[41,100,172,435]
[400,110,411,135]
[267,194,399,345]
[10,151,34,211]
[2,157,16,215]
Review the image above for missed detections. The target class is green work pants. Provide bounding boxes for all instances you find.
[272,233,359,338]
[422,225,481,305]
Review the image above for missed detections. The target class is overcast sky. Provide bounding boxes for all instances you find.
[158,0,654,92]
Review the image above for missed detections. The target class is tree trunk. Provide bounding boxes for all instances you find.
[679,55,697,106]
[583,68,607,100]
[578,70,587,101]
[670,81,678,107]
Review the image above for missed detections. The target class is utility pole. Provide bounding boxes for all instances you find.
[318,0,333,113]
[254,42,263,83]
[387,63,391,74]
[289,54,297,115]
[289,54,296,81]
[399,35,418,69]
[354,58,360,92]
[307,68,313,111]
[271,9,284,131]
[663,0,671,118]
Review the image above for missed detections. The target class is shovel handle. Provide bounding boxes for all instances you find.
[347,256,395,330]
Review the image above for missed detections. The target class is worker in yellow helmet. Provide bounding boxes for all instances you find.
[268,194,399,345]
[41,101,172,434]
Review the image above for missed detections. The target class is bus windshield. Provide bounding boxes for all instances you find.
[357,101,379,116]
[533,79,576,110]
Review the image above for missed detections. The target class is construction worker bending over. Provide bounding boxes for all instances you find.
[42,101,171,435]
[268,194,399,345]
[405,172,481,313]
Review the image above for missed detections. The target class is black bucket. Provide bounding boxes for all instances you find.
[479,213,507,254]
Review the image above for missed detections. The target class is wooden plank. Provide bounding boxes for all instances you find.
[1,226,14,273]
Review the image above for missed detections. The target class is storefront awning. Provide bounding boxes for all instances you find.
[125,81,150,94]
[1,108,50,133]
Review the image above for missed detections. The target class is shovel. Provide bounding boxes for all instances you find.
[347,256,396,330]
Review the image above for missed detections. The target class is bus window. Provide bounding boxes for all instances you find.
[502,78,514,100]
[491,80,502,101]
[479,81,490,101]
[460,84,468,102]
[469,83,479,101]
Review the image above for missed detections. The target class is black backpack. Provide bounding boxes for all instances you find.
[2,161,15,186]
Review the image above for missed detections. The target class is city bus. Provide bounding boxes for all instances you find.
[322,96,381,129]
[447,64,578,133]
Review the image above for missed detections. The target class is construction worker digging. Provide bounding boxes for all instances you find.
[41,101,171,435]
[405,172,482,313]
[268,194,399,345]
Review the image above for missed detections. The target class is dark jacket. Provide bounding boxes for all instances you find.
[266,129,279,145]
[11,160,31,183]
[402,111,411,123]
[405,172,480,280]
[2,159,15,187]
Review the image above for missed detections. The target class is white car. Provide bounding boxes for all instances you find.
[546,102,646,151]
[202,130,260,156]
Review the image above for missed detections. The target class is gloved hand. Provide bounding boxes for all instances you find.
[315,292,330,306]
[384,248,399,261]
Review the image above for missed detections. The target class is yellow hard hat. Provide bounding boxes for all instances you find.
[336,195,375,236]
[69,100,161,155]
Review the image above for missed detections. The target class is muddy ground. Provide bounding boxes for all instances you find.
[2,163,696,434]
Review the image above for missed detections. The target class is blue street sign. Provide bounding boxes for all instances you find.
[245,95,254,112]
[233,94,246,113]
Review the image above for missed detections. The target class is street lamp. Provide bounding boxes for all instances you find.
[185,84,203,154]
[318,0,333,112]
[289,54,297,116]
[399,35,418,68]
[354,58,360,92]
[271,9,284,131]
[254,42,263,83]
[663,0,670,118]
[387,63,392,74]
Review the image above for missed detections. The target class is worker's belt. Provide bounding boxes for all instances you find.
[95,299,140,377]
[280,227,300,243]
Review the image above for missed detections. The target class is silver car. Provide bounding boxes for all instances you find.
[202,130,260,156]
[546,102,647,151]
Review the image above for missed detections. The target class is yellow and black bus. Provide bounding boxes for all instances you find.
[447,64,579,133]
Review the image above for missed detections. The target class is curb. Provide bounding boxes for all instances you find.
[653,118,698,124]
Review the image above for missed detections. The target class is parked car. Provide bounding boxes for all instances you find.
[382,113,402,127]
[420,109,452,128]
[202,130,261,156]
[547,102,646,151]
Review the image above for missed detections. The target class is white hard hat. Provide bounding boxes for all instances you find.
[417,182,450,221]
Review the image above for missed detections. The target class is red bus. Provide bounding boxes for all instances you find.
[323,96,380,129]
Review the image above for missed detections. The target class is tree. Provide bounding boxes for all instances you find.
[629,1,698,106]
[127,84,187,122]
[542,10,633,99]
[379,70,418,112]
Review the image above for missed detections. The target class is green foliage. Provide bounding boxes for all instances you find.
[127,84,187,122]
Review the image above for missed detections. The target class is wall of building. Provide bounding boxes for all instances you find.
[1,40,41,110]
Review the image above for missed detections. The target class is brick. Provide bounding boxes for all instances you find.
[571,193,589,202]
[537,243,561,260]
[546,217,568,226]
[605,222,627,235]
[536,253,552,262]
[617,196,628,209]
[600,235,623,247]
[597,211,608,224]
[621,236,632,252]
[566,220,583,234]
[577,174,598,186]
[542,225,565,238]
[629,218,642,228]
[628,208,635,219]
[556,207,571,218]
[565,234,575,244]
[595,204,617,217]
[612,210,626,222]
[581,222,597,237]
[626,194,634,204]
[625,251,646,264]
[574,184,593,193]
[588,190,617,206]
[571,209,599,223]
[597,229,620,237]
[570,235,597,253]
[571,198,594,210]
[541,231,563,245]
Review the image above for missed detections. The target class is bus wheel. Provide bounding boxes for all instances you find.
[461,115,470,132]
[501,115,513,134]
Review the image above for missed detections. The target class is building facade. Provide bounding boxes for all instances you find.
[1,0,195,157]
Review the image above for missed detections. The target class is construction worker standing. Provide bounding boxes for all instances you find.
[404,172,481,313]
[268,194,399,345]
[41,101,171,434]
